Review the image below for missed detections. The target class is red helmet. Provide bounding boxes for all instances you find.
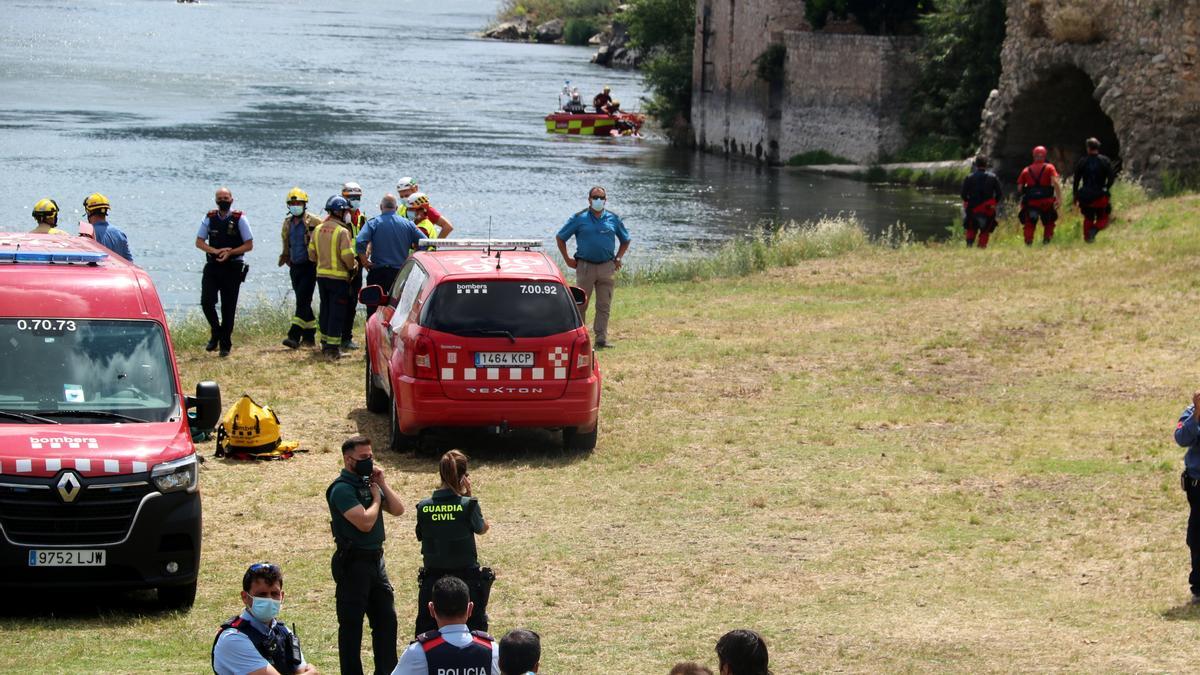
[1032,145,1047,160]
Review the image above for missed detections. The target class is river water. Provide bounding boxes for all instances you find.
[0,0,959,311]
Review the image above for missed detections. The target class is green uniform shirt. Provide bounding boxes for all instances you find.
[415,488,486,570]
[327,469,386,550]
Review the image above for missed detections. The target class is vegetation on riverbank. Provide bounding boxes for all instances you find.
[11,189,1200,672]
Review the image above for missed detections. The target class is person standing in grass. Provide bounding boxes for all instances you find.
[1016,145,1063,246]
[280,186,322,350]
[715,630,772,675]
[960,155,1003,249]
[555,185,631,349]
[328,435,406,675]
[413,450,493,637]
[1073,137,1116,243]
[195,187,254,357]
[1173,392,1200,603]
[211,562,317,675]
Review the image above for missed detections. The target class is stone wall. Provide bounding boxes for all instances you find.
[980,0,1200,182]
[690,0,919,165]
[778,32,919,163]
[690,0,808,163]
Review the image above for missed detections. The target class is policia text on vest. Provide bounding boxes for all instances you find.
[327,437,405,675]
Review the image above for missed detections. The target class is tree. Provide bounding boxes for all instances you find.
[905,0,1006,152]
[624,0,695,142]
[805,0,932,35]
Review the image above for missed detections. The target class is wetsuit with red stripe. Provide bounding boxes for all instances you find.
[1017,161,1059,244]
[1073,153,1116,242]
[960,168,1003,248]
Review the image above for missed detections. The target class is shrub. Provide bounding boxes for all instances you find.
[564,18,599,45]
[754,43,787,84]
[1039,0,1109,44]
[625,0,695,143]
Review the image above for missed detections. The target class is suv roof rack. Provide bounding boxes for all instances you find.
[422,238,542,252]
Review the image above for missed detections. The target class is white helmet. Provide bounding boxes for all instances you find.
[396,176,417,192]
[341,181,363,197]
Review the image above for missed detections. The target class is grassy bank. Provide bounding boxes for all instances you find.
[6,190,1200,672]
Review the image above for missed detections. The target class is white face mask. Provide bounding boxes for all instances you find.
[342,212,352,224]
[348,198,361,210]
[590,197,605,211]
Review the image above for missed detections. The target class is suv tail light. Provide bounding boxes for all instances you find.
[411,335,437,379]
[570,334,592,379]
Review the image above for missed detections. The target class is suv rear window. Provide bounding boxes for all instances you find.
[422,280,580,338]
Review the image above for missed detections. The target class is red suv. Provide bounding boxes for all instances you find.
[360,240,601,451]
[0,233,221,609]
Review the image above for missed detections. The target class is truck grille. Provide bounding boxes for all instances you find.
[0,480,152,546]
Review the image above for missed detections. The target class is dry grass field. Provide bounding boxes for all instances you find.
[4,186,1200,673]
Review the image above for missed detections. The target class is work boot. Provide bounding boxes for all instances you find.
[205,338,219,352]
[219,342,231,358]
[595,338,609,349]
[340,339,360,351]
[1043,237,1052,245]
[301,337,317,348]
[322,345,341,360]
[281,337,300,350]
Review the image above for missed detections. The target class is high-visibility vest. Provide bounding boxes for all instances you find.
[309,220,356,280]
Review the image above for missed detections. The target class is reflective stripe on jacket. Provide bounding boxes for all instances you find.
[308,220,357,280]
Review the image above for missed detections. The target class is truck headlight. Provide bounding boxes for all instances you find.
[151,454,198,493]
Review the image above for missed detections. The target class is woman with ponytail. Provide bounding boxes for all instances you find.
[412,449,493,637]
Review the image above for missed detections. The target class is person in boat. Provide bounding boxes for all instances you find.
[593,86,612,114]
[563,90,586,114]
[605,99,622,116]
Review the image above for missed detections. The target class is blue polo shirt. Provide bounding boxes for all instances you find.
[212,609,307,675]
[91,220,133,262]
[556,208,630,263]
[1175,406,1200,478]
[356,211,425,269]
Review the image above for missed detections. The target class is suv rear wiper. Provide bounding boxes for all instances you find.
[0,409,60,424]
[33,409,148,423]
[454,329,517,343]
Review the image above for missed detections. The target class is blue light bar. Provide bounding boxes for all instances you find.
[0,250,109,264]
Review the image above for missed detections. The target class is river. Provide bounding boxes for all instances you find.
[0,0,960,312]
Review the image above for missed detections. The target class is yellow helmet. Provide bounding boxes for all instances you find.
[215,394,285,458]
[286,186,309,203]
[83,192,111,214]
[32,198,59,220]
[407,192,430,210]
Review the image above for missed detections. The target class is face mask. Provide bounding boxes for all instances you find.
[348,199,361,210]
[590,197,605,211]
[216,201,233,212]
[353,457,373,477]
[343,212,352,224]
[288,204,304,217]
[248,595,281,624]
[399,196,410,207]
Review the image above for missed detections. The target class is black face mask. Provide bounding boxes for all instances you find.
[353,458,373,477]
[216,201,233,212]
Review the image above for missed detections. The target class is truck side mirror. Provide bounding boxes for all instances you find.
[187,381,222,430]
[570,286,587,306]
[359,284,387,308]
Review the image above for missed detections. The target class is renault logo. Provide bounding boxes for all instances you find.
[57,471,81,503]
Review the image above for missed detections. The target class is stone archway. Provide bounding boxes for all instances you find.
[991,65,1119,181]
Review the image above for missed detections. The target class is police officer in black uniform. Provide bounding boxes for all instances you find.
[327,435,405,675]
[195,187,254,357]
[414,449,494,637]
[211,562,317,675]
[394,576,499,675]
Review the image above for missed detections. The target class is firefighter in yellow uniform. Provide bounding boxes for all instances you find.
[30,199,67,235]
[308,196,359,360]
[340,182,367,351]
[279,187,323,349]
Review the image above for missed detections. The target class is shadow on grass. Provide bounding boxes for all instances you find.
[1161,602,1200,621]
[0,588,183,621]
[345,408,592,472]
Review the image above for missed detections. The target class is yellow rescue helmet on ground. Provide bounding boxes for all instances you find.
[32,198,59,220]
[287,187,309,203]
[83,192,111,214]
[214,394,300,460]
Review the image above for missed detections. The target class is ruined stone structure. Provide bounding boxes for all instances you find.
[980,1,1200,182]
[690,0,919,164]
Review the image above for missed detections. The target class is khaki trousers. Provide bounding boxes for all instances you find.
[575,259,616,342]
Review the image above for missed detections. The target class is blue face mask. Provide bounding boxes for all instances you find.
[590,197,605,211]
[348,199,361,210]
[288,204,304,217]
[248,595,281,623]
